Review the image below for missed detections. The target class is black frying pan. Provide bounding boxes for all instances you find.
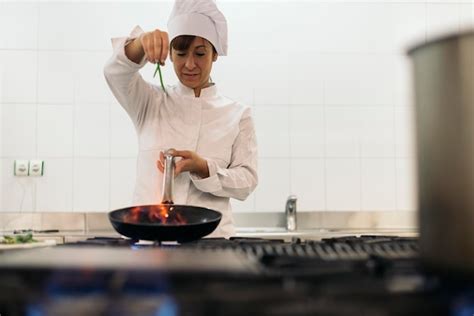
[108,150,222,242]
[109,204,221,242]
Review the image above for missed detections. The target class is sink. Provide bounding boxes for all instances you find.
[235,227,331,240]
[236,227,288,233]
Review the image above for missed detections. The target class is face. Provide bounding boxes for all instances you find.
[171,37,217,92]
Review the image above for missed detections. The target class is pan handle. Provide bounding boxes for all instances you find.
[161,149,175,204]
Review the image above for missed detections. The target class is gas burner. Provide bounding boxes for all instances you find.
[69,236,137,247]
[1,235,468,316]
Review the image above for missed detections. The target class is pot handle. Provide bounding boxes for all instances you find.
[161,149,175,204]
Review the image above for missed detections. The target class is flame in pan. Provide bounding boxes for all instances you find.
[124,205,187,225]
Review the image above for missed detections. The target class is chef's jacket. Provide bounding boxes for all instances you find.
[103,27,258,238]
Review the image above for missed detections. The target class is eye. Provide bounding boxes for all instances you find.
[176,52,186,57]
[196,53,206,57]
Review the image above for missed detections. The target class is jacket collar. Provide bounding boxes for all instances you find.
[176,81,217,98]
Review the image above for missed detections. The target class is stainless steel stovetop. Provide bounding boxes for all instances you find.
[0,236,472,316]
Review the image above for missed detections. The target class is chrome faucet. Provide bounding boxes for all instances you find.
[285,195,297,231]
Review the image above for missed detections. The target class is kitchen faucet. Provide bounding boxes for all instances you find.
[285,195,297,231]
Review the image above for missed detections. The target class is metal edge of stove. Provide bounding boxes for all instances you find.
[0,245,262,276]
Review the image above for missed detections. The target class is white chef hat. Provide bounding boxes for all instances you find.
[167,0,228,56]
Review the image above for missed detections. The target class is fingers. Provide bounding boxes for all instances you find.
[161,32,169,65]
[160,149,200,176]
[174,159,191,176]
[141,34,153,64]
[172,150,192,159]
[172,150,192,176]
[153,32,162,64]
[156,160,164,173]
[156,151,165,173]
[141,29,169,65]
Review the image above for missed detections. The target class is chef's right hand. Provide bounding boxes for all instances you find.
[139,29,169,65]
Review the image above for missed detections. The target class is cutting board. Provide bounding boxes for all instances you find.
[0,239,56,250]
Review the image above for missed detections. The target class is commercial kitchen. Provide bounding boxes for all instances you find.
[1,1,474,315]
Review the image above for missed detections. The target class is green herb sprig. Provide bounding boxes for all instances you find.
[154,63,167,94]
[1,233,37,244]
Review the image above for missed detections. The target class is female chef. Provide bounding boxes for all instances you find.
[103,0,258,238]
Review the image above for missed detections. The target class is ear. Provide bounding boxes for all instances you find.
[212,52,218,62]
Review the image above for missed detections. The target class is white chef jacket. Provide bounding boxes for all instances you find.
[103,27,258,238]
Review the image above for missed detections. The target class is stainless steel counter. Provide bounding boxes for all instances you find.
[1,210,418,243]
[24,228,418,244]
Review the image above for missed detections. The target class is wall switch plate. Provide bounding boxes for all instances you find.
[29,160,44,176]
[14,160,29,176]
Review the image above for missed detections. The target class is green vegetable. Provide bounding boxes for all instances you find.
[1,233,37,244]
[153,63,167,94]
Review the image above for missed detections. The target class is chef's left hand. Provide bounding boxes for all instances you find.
[157,149,209,178]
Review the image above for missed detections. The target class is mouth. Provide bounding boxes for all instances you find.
[183,73,199,80]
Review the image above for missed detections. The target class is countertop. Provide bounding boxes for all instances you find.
[0,211,418,244]
[16,227,418,244]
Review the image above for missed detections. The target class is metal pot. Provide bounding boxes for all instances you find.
[408,31,474,275]
[108,150,222,242]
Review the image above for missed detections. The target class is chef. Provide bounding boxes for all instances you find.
[103,0,258,238]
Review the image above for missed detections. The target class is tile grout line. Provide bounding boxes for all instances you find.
[108,95,112,212]
[287,71,293,200]
[358,106,363,212]
[33,2,40,214]
[252,88,256,212]
[322,81,328,212]
[71,47,76,213]
[393,97,399,211]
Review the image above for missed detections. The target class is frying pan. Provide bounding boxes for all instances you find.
[109,150,222,242]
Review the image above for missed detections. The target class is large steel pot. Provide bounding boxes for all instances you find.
[408,31,474,275]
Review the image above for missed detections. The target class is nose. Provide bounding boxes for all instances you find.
[184,54,196,70]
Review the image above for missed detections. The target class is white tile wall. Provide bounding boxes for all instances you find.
[326,158,361,211]
[110,103,138,158]
[35,158,73,212]
[110,158,136,210]
[396,158,417,211]
[38,51,75,104]
[230,191,256,213]
[74,105,110,157]
[37,105,73,157]
[361,158,396,211]
[1,158,35,212]
[325,106,360,157]
[395,106,416,158]
[291,158,325,211]
[212,54,254,105]
[0,69,2,210]
[253,106,290,158]
[289,106,324,158]
[252,54,290,106]
[73,158,109,211]
[75,52,114,105]
[2,104,37,158]
[0,2,38,50]
[368,3,427,53]
[255,158,290,212]
[359,106,395,158]
[0,0,472,214]
[0,50,38,104]
[427,3,466,39]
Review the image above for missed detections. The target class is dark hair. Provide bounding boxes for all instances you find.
[170,35,217,54]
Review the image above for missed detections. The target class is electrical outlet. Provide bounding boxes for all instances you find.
[14,160,29,176]
[29,160,44,176]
